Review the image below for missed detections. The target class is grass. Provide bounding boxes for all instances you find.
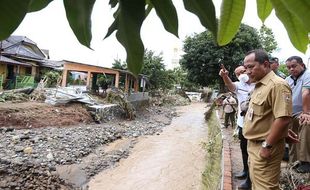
[202,109,223,190]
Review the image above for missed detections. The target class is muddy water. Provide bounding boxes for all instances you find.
[88,102,208,190]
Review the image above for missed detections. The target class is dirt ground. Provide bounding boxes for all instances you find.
[0,101,93,129]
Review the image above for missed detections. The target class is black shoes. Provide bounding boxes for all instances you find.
[238,180,251,190]
[235,171,247,179]
[295,162,310,173]
[282,146,289,161]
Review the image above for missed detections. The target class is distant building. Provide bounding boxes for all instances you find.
[171,47,180,69]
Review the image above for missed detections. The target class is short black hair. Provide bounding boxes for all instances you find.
[286,56,303,64]
[270,57,279,63]
[245,49,269,64]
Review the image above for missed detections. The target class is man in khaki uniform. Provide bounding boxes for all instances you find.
[243,49,292,190]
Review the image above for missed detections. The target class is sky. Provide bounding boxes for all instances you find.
[13,0,309,69]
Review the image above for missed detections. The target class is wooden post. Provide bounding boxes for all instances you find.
[125,74,129,93]
[86,71,91,88]
[115,72,119,88]
[134,76,139,92]
[61,69,68,87]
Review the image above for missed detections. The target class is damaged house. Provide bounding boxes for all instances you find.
[0,36,148,97]
[0,35,63,90]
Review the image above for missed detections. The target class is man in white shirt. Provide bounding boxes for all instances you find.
[219,64,255,189]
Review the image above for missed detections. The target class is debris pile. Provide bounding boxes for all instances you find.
[280,167,310,190]
[149,92,190,106]
[44,87,96,106]
[0,87,34,102]
[0,105,176,189]
[106,89,136,120]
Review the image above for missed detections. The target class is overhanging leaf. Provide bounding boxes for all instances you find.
[0,0,30,40]
[28,0,53,12]
[145,3,153,17]
[104,18,118,39]
[116,0,145,76]
[271,0,308,53]
[281,0,310,31]
[183,0,217,38]
[150,0,178,37]
[109,0,118,8]
[105,4,152,41]
[63,0,95,48]
[104,8,120,39]
[217,0,245,46]
[256,0,273,23]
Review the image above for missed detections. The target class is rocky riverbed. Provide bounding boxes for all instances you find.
[0,106,177,190]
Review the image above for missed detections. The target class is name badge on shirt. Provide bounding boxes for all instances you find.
[248,107,253,121]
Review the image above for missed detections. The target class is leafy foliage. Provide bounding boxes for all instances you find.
[96,75,112,90]
[278,64,289,77]
[112,59,127,70]
[43,70,61,87]
[258,25,278,54]
[106,90,136,120]
[202,110,222,189]
[141,50,174,90]
[0,0,308,75]
[181,24,263,90]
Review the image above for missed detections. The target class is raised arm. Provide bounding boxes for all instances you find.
[219,64,236,92]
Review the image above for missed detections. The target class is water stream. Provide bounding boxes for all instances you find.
[88,102,208,190]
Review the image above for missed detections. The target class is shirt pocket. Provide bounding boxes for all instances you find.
[251,98,265,116]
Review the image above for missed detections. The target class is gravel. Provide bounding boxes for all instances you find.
[0,106,177,190]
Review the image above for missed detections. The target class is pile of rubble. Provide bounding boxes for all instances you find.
[0,106,177,189]
[149,92,190,106]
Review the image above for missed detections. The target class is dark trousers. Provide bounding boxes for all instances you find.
[238,126,249,172]
[224,111,235,128]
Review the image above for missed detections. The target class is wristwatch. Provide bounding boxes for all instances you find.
[262,141,273,149]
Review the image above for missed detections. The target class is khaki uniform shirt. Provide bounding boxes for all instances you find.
[223,96,237,113]
[243,71,292,140]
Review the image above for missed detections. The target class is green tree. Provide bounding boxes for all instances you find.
[278,64,289,76]
[168,67,187,88]
[43,70,61,87]
[0,0,308,75]
[181,24,263,91]
[258,25,278,54]
[112,59,127,70]
[141,50,174,90]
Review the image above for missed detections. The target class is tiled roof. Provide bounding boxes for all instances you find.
[0,55,32,66]
[0,35,46,60]
[40,60,64,69]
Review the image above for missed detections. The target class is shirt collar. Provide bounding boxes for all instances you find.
[257,71,275,86]
[290,69,305,80]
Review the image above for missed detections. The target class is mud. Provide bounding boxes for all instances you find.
[88,102,208,190]
[0,102,93,128]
